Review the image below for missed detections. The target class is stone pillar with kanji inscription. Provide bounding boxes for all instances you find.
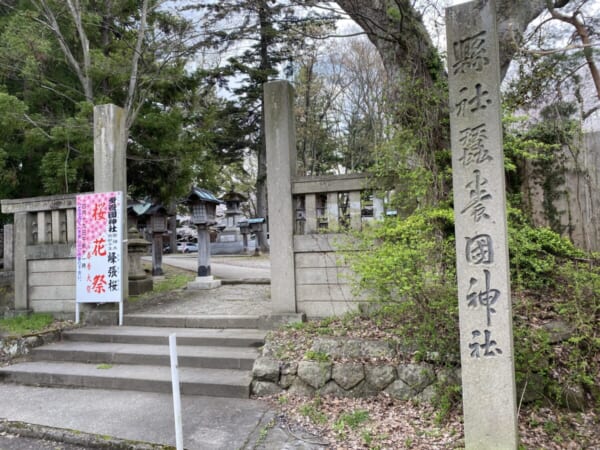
[446,1,518,448]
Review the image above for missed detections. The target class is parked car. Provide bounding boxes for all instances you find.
[177,242,198,253]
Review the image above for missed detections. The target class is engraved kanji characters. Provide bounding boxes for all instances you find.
[459,124,492,166]
[469,329,502,358]
[465,234,494,264]
[461,170,492,222]
[467,269,499,326]
[451,22,509,364]
[452,30,489,75]
[456,83,492,117]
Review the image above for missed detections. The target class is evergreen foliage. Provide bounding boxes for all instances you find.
[0,0,233,205]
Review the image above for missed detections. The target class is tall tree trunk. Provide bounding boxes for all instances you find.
[334,1,569,84]
[255,0,271,253]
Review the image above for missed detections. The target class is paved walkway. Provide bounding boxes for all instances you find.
[0,256,327,449]
[160,254,271,281]
[137,283,272,316]
[0,385,325,449]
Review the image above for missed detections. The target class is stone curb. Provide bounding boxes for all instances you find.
[0,420,173,450]
[220,278,271,285]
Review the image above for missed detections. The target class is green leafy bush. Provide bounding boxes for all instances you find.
[345,207,459,358]
[345,205,599,410]
[508,208,584,291]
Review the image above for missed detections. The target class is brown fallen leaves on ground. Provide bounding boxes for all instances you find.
[266,393,600,449]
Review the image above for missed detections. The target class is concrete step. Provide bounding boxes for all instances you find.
[64,326,267,348]
[0,361,252,398]
[31,341,260,370]
[123,314,265,329]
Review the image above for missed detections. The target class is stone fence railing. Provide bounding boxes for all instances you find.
[292,173,383,235]
[1,194,78,316]
[289,174,383,317]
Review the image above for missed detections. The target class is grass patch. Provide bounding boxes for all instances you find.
[0,313,54,335]
[337,409,370,430]
[299,397,328,425]
[96,364,113,370]
[153,273,193,293]
[304,350,330,362]
[128,270,194,304]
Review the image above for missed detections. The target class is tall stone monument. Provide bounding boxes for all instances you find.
[264,80,297,314]
[446,1,518,448]
[92,104,128,321]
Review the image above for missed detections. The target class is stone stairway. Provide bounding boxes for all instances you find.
[0,315,268,398]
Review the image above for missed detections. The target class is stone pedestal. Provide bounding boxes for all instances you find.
[241,232,249,254]
[196,225,211,277]
[127,227,153,295]
[3,308,31,319]
[188,275,221,290]
[82,306,119,326]
[187,224,221,290]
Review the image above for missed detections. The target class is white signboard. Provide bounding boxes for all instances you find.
[75,192,123,322]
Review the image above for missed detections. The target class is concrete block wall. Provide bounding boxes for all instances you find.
[28,258,76,316]
[294,235,360,317]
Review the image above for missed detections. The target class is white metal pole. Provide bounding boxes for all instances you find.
[169,333,184,450]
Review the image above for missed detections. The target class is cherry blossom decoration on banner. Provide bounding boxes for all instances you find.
[76,191,123,304]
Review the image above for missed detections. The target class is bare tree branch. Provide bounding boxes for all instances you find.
[125,0,150,129]
[30,0,93,101]
[546,0,600,102]
[65,0,92,99]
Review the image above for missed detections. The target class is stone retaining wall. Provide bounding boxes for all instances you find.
[0,328,64,364]
[0,271,14,316]
[252,327,593,411]
[251,337,461,402]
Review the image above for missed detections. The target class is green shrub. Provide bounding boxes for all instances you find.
[345,207,459,358]
[508,209,584,291]
[345,204,599,412]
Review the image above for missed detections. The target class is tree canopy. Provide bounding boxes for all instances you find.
[0,0,241,205]
[0,0,597,218]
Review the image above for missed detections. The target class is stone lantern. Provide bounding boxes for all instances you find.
[221,191,247,228]
[185,187,222,289]
[148,205,168,276]
[247,218,265,256]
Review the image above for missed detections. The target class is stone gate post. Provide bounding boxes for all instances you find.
[264,81,297,313]
[92,104,128,317]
